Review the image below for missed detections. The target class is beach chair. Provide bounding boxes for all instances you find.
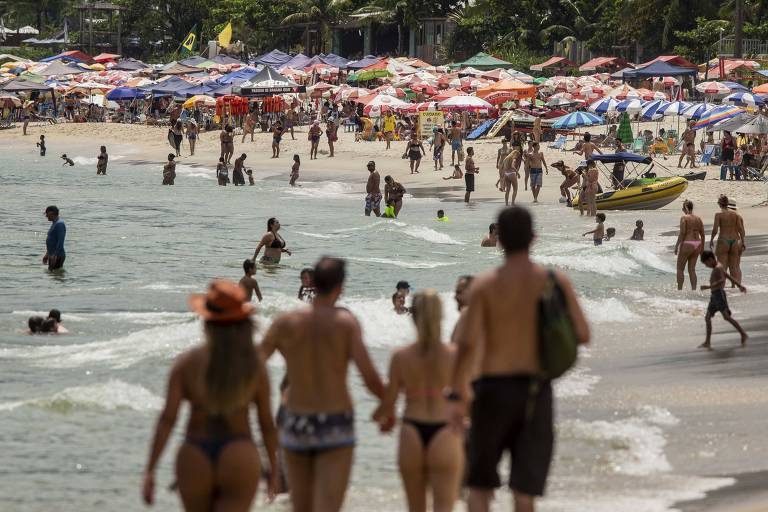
[548,135,566,151]
[698,144,715,165]
[630,137,644,154]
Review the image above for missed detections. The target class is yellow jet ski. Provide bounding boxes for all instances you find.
[573,176,688,210]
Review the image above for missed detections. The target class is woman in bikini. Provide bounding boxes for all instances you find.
[186,119,198,156]
[501,148,521,206]
[406,132,425,174]
[585,161,600,217]
[326,119,338,157]
[308,121,322,160]
[142,280,279,510]
[252,217,292,265]
[220,125,235,164]
[710,195,746,286]
[674,200,706,290]
[374,290,463,512]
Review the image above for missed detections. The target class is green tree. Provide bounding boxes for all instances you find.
[282,0,351,53]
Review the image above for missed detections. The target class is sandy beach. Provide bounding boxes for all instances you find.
[4,119,768,511]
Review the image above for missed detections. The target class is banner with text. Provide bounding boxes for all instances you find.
[418,111,444,139]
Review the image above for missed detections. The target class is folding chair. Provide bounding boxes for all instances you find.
[698,144,715,165]
[631,137,644,153]
[548,135,566,150]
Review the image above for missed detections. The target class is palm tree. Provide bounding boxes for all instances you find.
[282,0,350,54]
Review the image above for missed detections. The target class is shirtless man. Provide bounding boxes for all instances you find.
[552,161,578,205]
[500,149,521,206]
[678,121,697,168]
[699,250,747,349]
[481,224,498,247]
[527,142,548,203]
[365,161,382,217]
[286,108,297,140]
[532,116,542,143]
[260,257,385,512]
[710,195,746,286]
[239,259,263,302]
[449,207,590,512]
[242,111,257,143]
[449,121,463,166]
[220,125,235,164]
[575,132,602,161]
[496,139,511,190]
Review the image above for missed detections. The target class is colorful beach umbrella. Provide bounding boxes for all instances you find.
[551,111,604,129]
[693,105,744,129]
[657,100,690,116]
[722,92,765,107]
[682,102,713,120]
[182,95,215,108]
[106,86,143,100]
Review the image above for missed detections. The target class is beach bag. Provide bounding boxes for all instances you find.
[538,270,578,379]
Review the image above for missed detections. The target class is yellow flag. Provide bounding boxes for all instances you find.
[218,22,232,48]
[181,28,196,52]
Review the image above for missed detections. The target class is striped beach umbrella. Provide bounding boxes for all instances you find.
[640,99,670,120]
[588,97,619,114]
[657,101,690,116]
[681,102,713,120]
[693,105,745,129]
[722,92,765,107]
[615,99,644,113]
[551,111,604,129]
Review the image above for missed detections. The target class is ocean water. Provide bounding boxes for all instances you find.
[0,141,764,511]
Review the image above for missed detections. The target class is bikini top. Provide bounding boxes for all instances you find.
[270,233,286,249]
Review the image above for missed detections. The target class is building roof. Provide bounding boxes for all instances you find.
[530,56,575,71]
[578,56,628,72]
[639,55,697,69]
[622,60,698,78]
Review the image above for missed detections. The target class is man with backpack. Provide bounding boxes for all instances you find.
[448,206,590,512]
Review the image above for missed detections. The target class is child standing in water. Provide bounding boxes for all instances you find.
[631,220,644,240]
[297,268,316,302]
[37,135,46,156]
[583,213,606,245]
[238,259,262,302]
[289,154,300,187]
[699,250,747,349]
[246,169,255,186]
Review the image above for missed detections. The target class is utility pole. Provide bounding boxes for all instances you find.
[734,0,743,58]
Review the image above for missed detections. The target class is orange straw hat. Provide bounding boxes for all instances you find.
[188,280,254,323]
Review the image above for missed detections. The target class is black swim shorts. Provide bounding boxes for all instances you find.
[467,375,554,496]
[465,173,475,192]
[707,289,730,316]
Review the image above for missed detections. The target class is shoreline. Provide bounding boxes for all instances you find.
[676,471,768,511]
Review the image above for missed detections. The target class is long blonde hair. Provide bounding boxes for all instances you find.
[204,319,258,415]
[411,289,443,353]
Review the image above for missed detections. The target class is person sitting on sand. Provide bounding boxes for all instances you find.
[436,210,449,222]
[61,154,75,167]
[481,223,498,247]
[443,164,463,180]
[239,259,262,302]
[393,292,409,315]
[699,250,748,349]
[630,220,644,241]
[583,213,606,246]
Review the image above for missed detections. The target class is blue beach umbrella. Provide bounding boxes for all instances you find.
[106,87,143,100]
[552,111,604,129]
[657,100,690,116]
[720,81,749,92]
[615,99,644,113]
[587,97,618,114]
[640,99,670,120]
[681,102,712,120]
[722,92,765,107]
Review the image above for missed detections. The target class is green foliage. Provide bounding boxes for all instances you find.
[673,17,730,63]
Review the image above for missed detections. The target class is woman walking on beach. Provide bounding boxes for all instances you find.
[170,120,184,157]
[272,121,284,159]
[710,195,746,286]
[585,161,600,217]
[406,132,425,174]
[374,290,464,512]
[186,120,198,156]
[142,280,279,510]
[326,119,338,157]
[500,148,521,206]
[220,125,235,164]
[309,121,322,160]
[252,217,292,265]
[674,200,706,290]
